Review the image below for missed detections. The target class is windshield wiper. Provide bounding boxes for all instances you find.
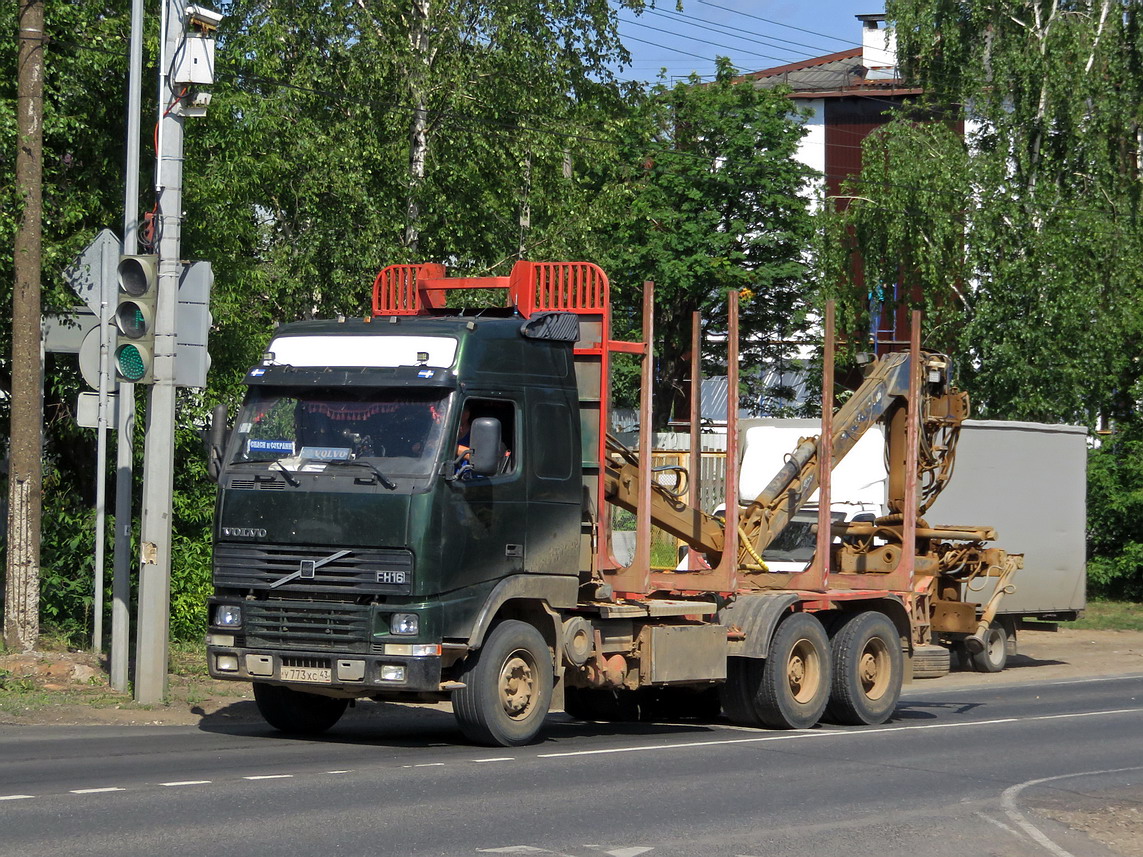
[325,459,397,490]
[273,460,301,487]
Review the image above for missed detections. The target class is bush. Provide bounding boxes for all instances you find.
[1087,424,1143,601]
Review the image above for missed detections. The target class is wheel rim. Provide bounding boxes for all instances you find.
[858,637,891,700]
[787,638,822,704]
[499,648,537,721]
[986,629,1004,663]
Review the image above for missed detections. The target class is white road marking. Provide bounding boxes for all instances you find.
[606,848,654,857]
[243,774,294,780]
[325,770,351,774]
[476,847,551,853]
[975,810,1025,839]
[1001,766,1143,857]
[69,787,126,794]
[0,794,34,801]
[160,780,211,787]
[540,707,1142,759]
[472,757,514,763]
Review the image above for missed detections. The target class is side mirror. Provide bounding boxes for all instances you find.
[469,417,502,476]
[206,402,228,482]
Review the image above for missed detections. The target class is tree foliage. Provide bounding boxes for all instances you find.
[596,60,816,427]
[3,2,820,643]
[821,0,1143,598]
[824,0,1143,424]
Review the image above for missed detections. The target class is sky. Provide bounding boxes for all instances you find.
[613,0,884,84]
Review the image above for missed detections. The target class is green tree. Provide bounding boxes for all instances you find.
[823,0,1143,425]
[1,1,146,645]
[1,0,649,644]
[821,0,1143,599]
[595,60,815,427]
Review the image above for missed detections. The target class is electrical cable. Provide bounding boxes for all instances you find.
[617,15,800,65]
[695,0,855,46]
[637,6,848,58]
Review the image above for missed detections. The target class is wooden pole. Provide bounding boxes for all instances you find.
[6,0,46,652]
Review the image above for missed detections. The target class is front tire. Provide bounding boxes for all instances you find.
[453,620,553,747]
[825,611,903,725]
[756,612,831,729]
[969,621,1009,673]
[252,682,348,735]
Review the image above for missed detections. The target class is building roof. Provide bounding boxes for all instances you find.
[741,48,867,94]
[740,43,921,100]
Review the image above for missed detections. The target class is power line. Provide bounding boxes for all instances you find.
[695,0,855,46]
[618,15,806,66]
[639,6,846,59]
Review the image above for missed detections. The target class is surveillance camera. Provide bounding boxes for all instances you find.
[186,4,223,29]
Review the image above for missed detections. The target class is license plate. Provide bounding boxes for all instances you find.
[281,666,331,683]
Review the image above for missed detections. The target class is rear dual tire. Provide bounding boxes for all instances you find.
[824,611,903,726]
[721,612,832,730]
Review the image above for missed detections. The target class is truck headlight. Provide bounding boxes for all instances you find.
[214,604,242,628]
[390,613,418,635]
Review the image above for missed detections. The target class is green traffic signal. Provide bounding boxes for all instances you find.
[115,254,158,383]
[115,342,150,382]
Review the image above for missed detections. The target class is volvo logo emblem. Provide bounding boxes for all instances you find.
[222,527,267,538]
[269,549,352,589]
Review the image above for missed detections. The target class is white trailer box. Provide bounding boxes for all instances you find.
[926,420,1087,620]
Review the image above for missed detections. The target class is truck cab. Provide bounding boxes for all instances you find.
[207,310,584,740]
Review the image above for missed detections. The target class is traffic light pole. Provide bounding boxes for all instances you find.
[134,0,184,704]
[111,0,144,693]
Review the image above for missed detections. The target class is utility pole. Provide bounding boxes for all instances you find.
[111,0,145,692]
[134,0,184,703]
[6,0,46,653]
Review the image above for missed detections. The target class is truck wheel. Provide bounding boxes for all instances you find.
[969,621,1009,673]
[453,620,553,746]
[824,611,903,725]
[755,612,831,729]
[252,682,348,735]
[911,644,951,678]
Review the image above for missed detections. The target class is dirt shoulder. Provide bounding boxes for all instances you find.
[2,627,1141,729]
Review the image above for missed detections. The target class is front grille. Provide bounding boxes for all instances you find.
[243,601,371,652]
[230,478,286,490]
[281,656,330,669]
[214,543,413,595]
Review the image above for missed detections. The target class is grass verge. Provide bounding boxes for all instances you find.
[1065,600,1143,631]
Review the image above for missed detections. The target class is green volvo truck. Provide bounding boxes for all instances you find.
[205,261,1021,746]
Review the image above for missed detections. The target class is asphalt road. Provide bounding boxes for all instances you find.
[2,673,1142,857]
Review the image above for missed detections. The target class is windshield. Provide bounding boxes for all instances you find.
[229,387,450,479]
[764,512,846,563]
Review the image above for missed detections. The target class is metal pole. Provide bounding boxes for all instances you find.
[817,301,835,590]
[688,310,701,524]
[134,0,183,704]
[112,0,144,692]
[91,288,111,652]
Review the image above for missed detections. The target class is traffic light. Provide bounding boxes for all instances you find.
[175,260,213,388]
[114,254,158,383]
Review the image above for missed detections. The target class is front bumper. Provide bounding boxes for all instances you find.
[206,642,442,693]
